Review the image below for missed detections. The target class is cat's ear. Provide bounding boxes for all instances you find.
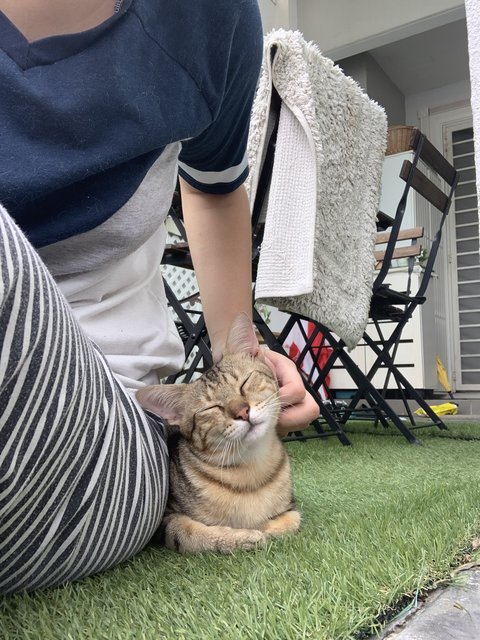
[136,384,186,424]
[224,313,259,357]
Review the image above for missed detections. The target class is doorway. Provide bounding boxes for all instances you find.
[430,106,480,390]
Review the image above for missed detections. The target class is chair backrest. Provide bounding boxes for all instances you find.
[373,128,459,297]
[374,226,424,270]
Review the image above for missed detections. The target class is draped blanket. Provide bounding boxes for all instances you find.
[246,30,387,349]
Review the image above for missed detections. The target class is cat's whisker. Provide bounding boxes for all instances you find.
[225,440,237,480]
[234,436,246,466]
[218,447,226,484]
[257,390,282,410]
[233,438,239,465]
[261,389,282,402]
[256,394,282,415]
[220,439,236,483]
[279,401,296,410]
[228,440,237,467]
[210,436,226,457]
[261,389,294,411]
[232,438,240,463]
[262,398,282,412]
[219,440,229,470]
[205,439,226,465]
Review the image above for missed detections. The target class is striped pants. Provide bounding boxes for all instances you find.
[0,206,169,594]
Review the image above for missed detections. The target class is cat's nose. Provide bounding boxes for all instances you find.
[236,405,250,421]
[228,398,250,421]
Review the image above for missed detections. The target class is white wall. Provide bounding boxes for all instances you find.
[339,53,406,125]
[297,0,464,59]
[405,80,471,126]
[258,0,297,33]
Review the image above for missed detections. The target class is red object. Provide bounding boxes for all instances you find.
[284,320,332,398]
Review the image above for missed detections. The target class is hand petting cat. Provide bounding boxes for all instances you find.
[262,349,321,437]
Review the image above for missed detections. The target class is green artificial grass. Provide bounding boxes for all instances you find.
[344,418,480,440]
[2,424,480,640]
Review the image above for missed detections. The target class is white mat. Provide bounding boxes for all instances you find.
[246,30,387,349]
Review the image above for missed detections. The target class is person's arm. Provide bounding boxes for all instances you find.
[179,178,252,363]
[180,178,320,434]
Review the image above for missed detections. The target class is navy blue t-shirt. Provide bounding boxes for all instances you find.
[0,0,263,256]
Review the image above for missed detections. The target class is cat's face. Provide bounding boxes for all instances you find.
[183,354,280,450]
[136,314,282,456]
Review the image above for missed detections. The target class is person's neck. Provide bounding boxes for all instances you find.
[0,0,118,42]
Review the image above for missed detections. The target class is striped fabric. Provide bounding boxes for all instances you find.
[0,206,169,594]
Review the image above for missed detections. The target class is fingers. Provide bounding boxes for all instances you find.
[263,349,303,404]
[262,350,320,434]
[276,393,320,437]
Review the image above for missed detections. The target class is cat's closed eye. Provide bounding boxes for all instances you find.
[240,369,270,393]
[193,404,224,427]
[239,371,256,395]
[195,404,224,414]
[240,369,276,397]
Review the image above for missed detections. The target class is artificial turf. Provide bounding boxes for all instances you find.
[2,423,480,640]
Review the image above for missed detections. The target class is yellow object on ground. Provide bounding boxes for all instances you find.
[436,357,453,396]
[414,402,459,417]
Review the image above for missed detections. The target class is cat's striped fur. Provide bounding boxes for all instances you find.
[137,315,300,553]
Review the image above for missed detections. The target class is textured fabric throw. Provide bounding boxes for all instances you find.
[247,30,387,349]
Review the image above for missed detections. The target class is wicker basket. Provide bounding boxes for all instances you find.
[386,125,416,155]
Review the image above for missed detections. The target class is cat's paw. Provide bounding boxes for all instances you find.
[215,527,266,553]
[261,510,301,537]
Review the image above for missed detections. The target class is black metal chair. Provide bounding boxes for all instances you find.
[269,129,458,444]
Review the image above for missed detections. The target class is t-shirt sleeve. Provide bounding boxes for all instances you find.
[178,1,263,194]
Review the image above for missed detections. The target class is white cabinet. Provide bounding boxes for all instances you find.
[329,151,449,393]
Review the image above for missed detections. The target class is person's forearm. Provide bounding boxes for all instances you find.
[179,178,252,362]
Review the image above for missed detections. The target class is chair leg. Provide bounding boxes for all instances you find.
[344,308,448,432]
[362,332,448,430]
[253,308,352,445]
[373,319,417,427]
[311,326,421,444]
[316,398,352,445]
[334,344,421,444]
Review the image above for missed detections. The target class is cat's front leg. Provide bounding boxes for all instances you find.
[162,513,266,554]
[260,510,301,538]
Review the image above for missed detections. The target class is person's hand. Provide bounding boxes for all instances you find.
[262,349,320,437]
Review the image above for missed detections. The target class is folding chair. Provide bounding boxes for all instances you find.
[271,128,458,443]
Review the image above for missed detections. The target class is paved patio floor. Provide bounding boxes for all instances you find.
[377,568,480,639]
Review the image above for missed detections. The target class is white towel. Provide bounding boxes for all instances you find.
[465,0,480,219]
[246,30,387,349]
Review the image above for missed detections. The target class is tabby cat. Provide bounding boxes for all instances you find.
[136,314,301,553]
